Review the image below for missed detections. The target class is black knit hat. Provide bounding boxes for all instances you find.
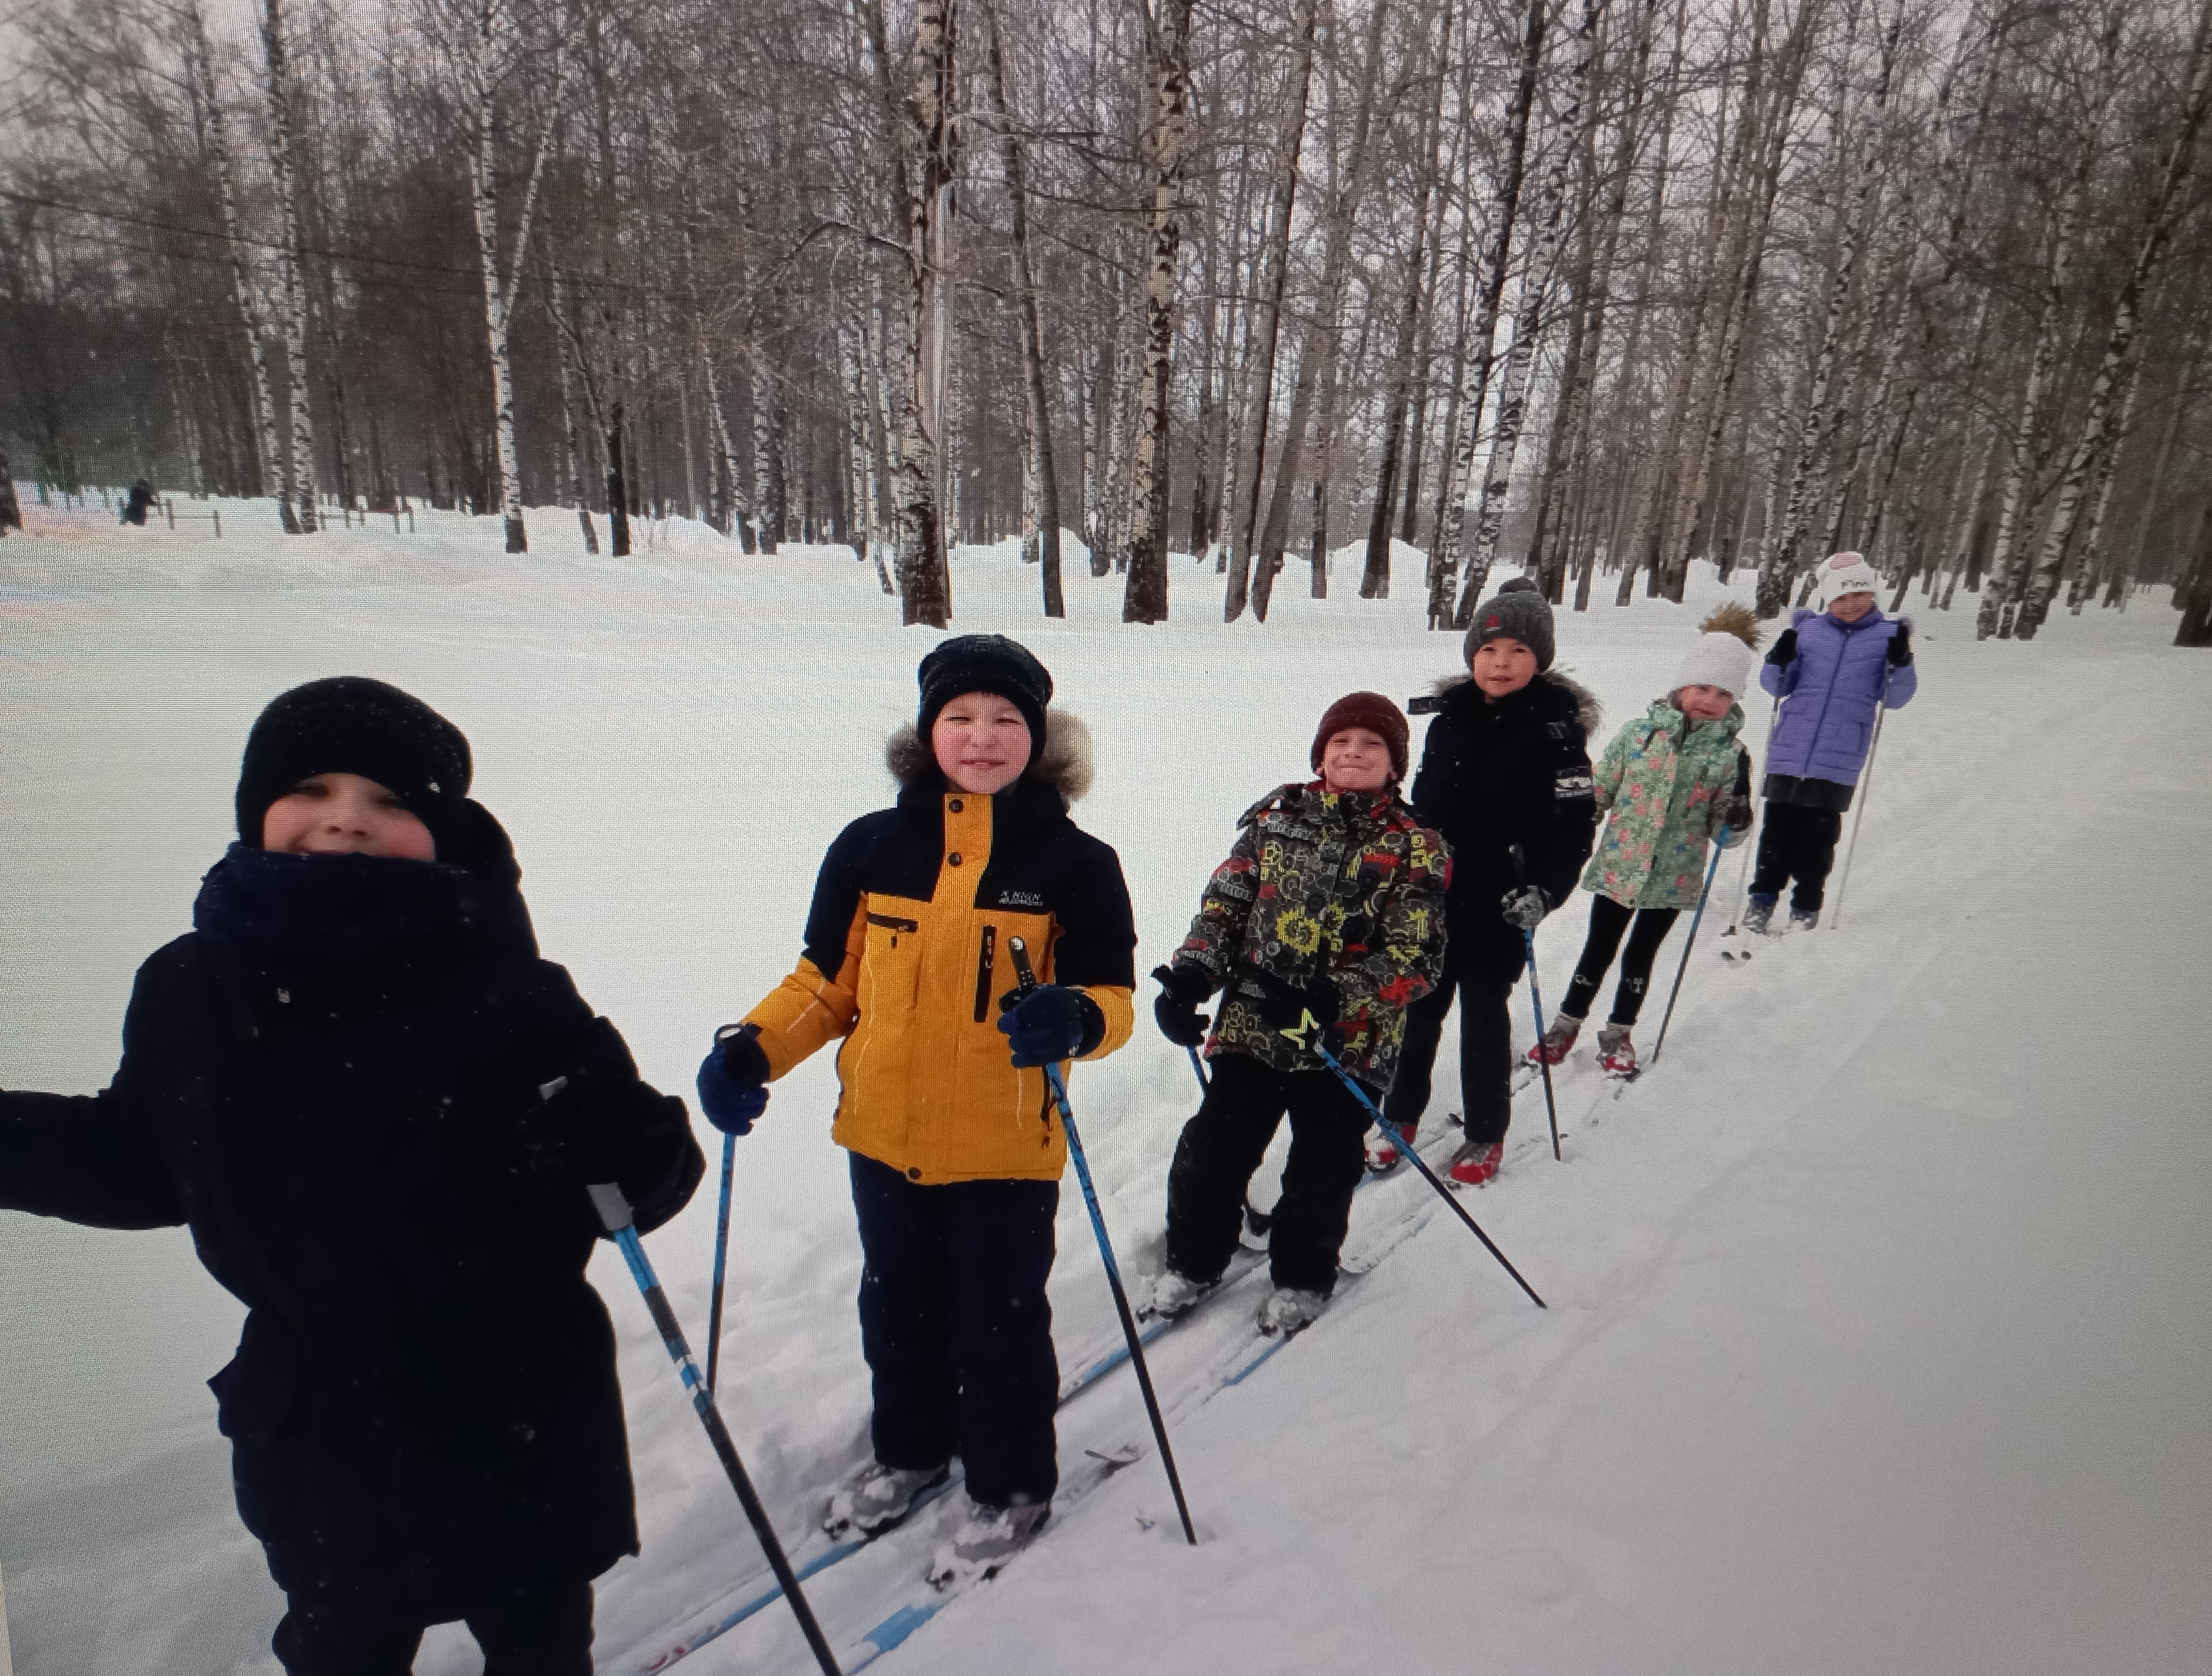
[916,634,1054,748]
[237,677,473,858]
[1463,575,1556,673]
[1311,691,1410,780]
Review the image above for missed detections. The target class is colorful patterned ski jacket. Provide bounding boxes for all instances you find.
[1170,781,1450,1090]
[1582,699,1753,910]
[743,717,1136,1185]
[1760,605,1916,786]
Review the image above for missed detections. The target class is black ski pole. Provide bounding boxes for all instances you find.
[706,1131,734,1395]
[1646,840,1727,1071]
[1723,694,1780,937]
[1507,846,1563,1161]
[1187,1045,1209,1092]
[1009,939,1198,1546]
[584,1176,844,1675]
[1301,1032,1546,1309]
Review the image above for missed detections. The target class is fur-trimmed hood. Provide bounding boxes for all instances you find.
[885,710,1096,802]
[1429,669,1603,738]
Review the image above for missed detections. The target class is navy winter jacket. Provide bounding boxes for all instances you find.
[0,836,702,1617]
[1760,606,1917,786]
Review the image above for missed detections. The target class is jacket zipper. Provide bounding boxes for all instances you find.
[973,925,996,1023]
[866,911,919,947]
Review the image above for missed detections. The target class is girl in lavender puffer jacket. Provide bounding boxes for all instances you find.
[1746,552,1917,931]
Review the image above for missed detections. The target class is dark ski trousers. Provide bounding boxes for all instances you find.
[1563,895,1681,1026]
[848,1150,1059,1509]
[1751,801,1845,912]
[271,1578,592,1676]
[1383,963,1515,1148]
[1164,1053,1372,1295]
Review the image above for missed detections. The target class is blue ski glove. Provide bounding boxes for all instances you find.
[1501,884,1550,930]
[999,984,1105,1068]
[696,1023,771,1137]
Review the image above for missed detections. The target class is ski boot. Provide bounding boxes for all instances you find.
[1447,1138,1503,1186]
[1363,1119,1417,1174]
[1146,1268,1211,1320]
[1257,1286,1329,1337]
[1742,893,1777,934]
[1596,1024,1638,1079]
[1788,904,1821,931]
[824,1457,952,1539]
[930,1497,1051,1587]
[1526,1011,1582,1067]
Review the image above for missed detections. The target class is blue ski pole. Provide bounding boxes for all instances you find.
[1009,939,1197,1546]
[1293,1028,1547,1309]
[1647,838,1729,1071]
[706,1132,734,1395]
[1187,1045,1210,1092]
[582,1175,842,1676]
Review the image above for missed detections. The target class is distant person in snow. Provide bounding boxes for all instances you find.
[121,478,153,526]
[1530,606,1760,1080]
[1383,577,1602,1187]
[1148,691,1450,1337]
[1745,552,1917,932]
[695,635,1137,1583]
[0,677,703,1676]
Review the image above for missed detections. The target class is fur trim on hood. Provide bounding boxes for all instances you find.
[886,710,1096,802]
[1429,669,1604,737]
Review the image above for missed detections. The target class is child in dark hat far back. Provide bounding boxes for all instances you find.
[0,676,703,1676]
[695,633,1138,1585]
[1148,691,1450,1336]
[1388,577,1602,1186]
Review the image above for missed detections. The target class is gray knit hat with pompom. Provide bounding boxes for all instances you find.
[1463,576,1556,672]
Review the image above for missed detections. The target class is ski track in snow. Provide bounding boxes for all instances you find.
[3,503,2208,1676]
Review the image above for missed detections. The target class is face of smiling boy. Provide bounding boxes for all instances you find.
[930,692,1034,795]
[1320,728,1394,794]
[261,772,437,860]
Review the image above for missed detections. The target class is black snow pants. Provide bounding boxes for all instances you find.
[1751,800,1845,912]
[1562,895,1681,1026]
[1165,1053,1372,1296]
[849,1150,1061,1509]
[1382,962,1516,1148]
[272,1577,593,1676]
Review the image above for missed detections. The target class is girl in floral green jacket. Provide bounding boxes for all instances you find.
[1534,607,1760,1076]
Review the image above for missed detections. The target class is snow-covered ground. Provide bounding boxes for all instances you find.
[4,498,2207,1676]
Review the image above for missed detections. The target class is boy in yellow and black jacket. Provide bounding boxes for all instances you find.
[697,635,1135,1577]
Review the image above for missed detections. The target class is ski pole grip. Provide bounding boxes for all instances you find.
[1008,937,1040,995]
[587,1182,636,1233]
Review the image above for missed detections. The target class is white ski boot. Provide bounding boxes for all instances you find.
[929,1496,1051,1587]
[1363,1119,1416,1173]
[1788,905,1821,931]
[1742,894,1777,934]
[1146,1268,1210,1320]
[823,1457,950,1539]
[1257,1286,1329,1337]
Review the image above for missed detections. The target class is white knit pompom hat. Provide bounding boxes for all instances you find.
[1815,550,1880,606]
[1669,632,1755,699]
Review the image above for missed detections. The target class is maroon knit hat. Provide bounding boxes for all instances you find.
[1310,691,1410,780]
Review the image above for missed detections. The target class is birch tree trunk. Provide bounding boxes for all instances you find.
[2017,0,2212,638]
[1123,0,1196,623]
[894,0,953,625]
[1223,0,1318,622]
[262,0,316,532]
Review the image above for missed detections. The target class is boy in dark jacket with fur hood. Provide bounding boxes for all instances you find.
[0,678,703,1676]
[1387,577,1601,1186]
[1150,692,1450,1337]
[696,634,1137,1584]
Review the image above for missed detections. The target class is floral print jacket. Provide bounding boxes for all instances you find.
[1581,701,1752,910]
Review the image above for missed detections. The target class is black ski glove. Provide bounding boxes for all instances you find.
[519,1017,690,1193]
[1765,627,1799,667]
[1717,792,1754,833]
[1886,622,1913,667]
[1501,884,1550,930]
[696,1023,771,1137]
[1151,963,1213,1048]
[999,984,1106,1067]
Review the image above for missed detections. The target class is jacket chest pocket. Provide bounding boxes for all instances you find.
[860,908,925,1016]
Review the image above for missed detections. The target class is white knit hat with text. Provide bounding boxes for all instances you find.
[1816,550,1880,606]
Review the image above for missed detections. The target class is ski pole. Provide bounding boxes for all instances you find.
[706,1132,734,1396]
[1724,694,1779,936]
[1301,1034,1546,1309]
[1187,1045,1210,1093]
[1507,846,1563,1161]
[1829,665,1893,930]
[1009,939,1198,1547]
[583,1176,843,1676]
[1646,840,1728,1070]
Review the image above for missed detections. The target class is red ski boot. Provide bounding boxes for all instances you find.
[1526,1012,1582,1068]
[1596,1024,1638,1079]
[1364,1120,1417,1175]
[1447,1139,1503,1186]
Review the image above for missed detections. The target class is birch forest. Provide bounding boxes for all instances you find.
[7,0,2212,642]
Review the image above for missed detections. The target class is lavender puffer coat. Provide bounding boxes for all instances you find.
[1759,605,1917,785]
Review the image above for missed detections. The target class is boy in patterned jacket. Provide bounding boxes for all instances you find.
[1149,693,1450,1337]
